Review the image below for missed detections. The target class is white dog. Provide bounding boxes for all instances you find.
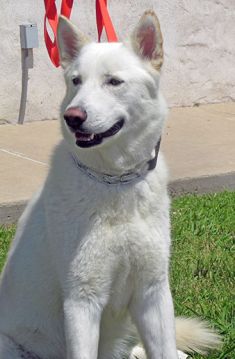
[0,11,220,359]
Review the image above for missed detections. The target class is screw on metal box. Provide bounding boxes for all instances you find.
[18,24,39,124]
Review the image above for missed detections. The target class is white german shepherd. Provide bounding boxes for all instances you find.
[0,11,220,359]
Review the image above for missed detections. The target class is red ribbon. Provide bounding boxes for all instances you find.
[44,0,118,67]
[96,0,118,42]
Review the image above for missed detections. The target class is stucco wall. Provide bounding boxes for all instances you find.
[0,0,235,123]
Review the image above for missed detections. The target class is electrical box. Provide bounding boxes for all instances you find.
[20,23,39,49]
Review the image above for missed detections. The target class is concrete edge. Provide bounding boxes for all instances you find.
[0,201,27,226]
[169,171,235,197]
[0,172,235,225]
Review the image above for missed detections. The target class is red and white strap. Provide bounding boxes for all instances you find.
[43,0,118,67]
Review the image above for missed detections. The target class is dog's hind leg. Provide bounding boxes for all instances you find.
[98,309,139,359]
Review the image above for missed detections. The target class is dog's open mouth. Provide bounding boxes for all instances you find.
[74,118,125,148]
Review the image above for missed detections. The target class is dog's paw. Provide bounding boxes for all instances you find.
[129,345,146,359]
[177,350,191,359]
[129,347,190,359]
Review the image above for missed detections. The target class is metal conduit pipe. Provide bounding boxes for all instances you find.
[18,24,38,124]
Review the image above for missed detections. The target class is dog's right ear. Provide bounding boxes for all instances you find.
[130,10,164,71]
[57,16,90,68]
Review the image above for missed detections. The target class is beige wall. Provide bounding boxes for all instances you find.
[1,0,235,123]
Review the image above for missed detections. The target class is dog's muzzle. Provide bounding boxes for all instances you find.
[64,107,125,148]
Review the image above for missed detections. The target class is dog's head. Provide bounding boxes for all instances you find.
[57,11,167,173]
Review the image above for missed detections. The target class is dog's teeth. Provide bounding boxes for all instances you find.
[90,134,95,140]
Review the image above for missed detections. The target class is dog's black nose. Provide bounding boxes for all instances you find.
[64,107,87,131]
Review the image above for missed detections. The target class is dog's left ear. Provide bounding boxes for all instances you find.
[57,16,90,68]
[131,10,163,71]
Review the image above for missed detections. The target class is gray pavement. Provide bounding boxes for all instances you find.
[0,103,235,223]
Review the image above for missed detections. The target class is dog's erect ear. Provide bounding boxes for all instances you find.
[57,16,90,68]
[131,10,163,71]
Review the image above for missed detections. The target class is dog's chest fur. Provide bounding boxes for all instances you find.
[44,142,170,313]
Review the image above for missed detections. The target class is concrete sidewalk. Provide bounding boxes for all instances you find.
[0,103,235,223]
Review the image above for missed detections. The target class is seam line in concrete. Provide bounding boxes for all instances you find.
[0,148,48,166]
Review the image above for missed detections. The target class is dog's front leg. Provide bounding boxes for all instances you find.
[64,298,101,359]
[129,279,178,359]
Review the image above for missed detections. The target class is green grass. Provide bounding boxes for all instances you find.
[0,191,234,358]
[170,191,235,358]
[0,225,15,272]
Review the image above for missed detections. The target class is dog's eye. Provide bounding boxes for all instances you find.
[107,78,124,86]
[72,76,82,86]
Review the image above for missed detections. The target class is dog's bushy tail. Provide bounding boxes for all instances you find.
[175,317,222,355]
[130,317,222,359]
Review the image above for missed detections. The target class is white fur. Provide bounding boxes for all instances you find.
[0,12,220,359]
